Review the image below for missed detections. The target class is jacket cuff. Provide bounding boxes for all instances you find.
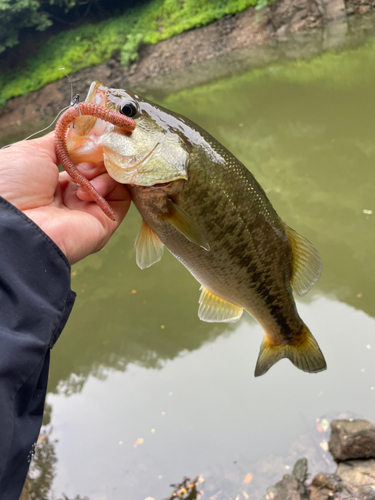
[0,196,76,499]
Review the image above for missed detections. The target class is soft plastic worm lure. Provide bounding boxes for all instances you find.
[55,102,136,221]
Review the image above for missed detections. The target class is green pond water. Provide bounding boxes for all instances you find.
[8,20,375,500]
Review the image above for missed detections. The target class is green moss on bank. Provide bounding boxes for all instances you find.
[0,0,268,106]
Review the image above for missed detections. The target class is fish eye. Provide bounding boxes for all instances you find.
[119,101,138,118]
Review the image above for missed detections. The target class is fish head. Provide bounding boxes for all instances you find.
[67,81,189,186]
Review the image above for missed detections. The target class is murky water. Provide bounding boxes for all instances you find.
[7,19,375,500]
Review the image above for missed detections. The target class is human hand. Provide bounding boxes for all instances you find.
[0,132,131,265]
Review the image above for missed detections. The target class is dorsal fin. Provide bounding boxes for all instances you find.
[284,224,322,296]
[198,287,243,323]
[162,199,210,251]
[134,220,164,269]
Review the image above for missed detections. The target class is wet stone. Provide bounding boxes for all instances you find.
[309,472,345,500]
[265,420,375,500]
[329,419,375,461]
[264,458,309,500]
[336,459,375,492]
[264,474,305,500]
[293,457,308,483]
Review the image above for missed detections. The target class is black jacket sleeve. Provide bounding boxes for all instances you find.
[0,197,76,500]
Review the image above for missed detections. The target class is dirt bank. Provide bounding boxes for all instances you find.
[1,0,375,136]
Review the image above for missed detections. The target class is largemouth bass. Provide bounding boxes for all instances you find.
[66,81,326,377]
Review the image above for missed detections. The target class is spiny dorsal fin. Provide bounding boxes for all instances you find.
[198,286,243,323]
[134,220,164,269]
[162,199,210,251]
[254,325,327,377]
[284,224,322,297]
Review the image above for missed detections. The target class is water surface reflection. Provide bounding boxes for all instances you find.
[48,297,374,499]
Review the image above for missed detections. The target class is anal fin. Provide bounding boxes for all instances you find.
[198,287,243,323]
[135,220,164,269]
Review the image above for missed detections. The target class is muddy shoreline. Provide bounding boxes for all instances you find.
[1,0,375,137]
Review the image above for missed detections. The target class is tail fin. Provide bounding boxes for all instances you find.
[254,326,327,377]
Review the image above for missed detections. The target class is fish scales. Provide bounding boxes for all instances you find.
[130,126,302,340]
[64,81,326,377]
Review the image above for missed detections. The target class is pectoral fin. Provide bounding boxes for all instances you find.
[284,224,322,296]
[134,220,164,269]
[162,199,210,251]
[198,287,243,323]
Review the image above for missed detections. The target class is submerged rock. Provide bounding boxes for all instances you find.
[329,419,375,461]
